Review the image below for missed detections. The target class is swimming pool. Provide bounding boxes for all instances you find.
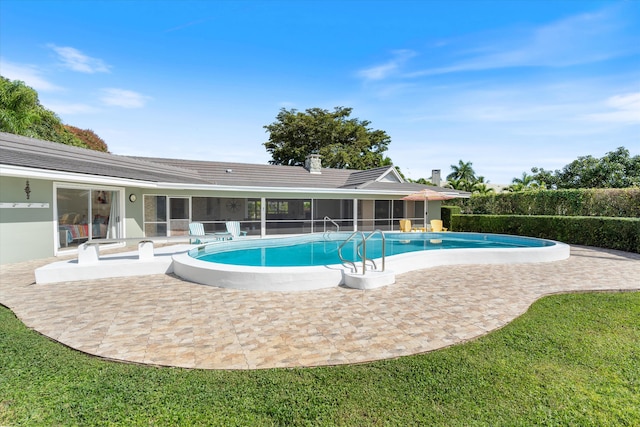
[172,232,570,291]
[191,232,554,267]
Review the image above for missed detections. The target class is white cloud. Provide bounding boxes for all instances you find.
[406,6,638,77]
[586,92,640,124]
[48,44,111,73]
[607,92,640,110]
[0,58,63,91]
[357,49,417,81]
[100,88,151,108]
[42,102,99,115]
[401,85,587,125]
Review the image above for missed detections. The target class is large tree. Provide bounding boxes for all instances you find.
[263,106,392,169]
[0,76,107,151]
[531,147,639,189]
[64,125,108,152]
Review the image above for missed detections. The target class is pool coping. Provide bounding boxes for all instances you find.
[173,233,571,291]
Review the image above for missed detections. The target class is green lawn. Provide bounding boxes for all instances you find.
[1,292,639,426]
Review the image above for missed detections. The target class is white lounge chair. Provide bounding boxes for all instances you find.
[189,222,218,244]
[225,221,247,239]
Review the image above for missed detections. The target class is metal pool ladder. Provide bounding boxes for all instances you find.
[323,216,340,239]
[323,216,340,232]
[337,230,386,275]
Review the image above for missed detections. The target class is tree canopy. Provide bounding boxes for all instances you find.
[0,76,107,151]
[63,125,108,152]
[447,160,476,182]
[263,106,392,169]
[530,147,639,189]
[445,160,494,194]
[506,172,547,192]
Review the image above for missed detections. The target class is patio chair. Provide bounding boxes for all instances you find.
[189,222,218,244]
[430,219,448,232]
[225,221,248,239]
[399,219,412,232]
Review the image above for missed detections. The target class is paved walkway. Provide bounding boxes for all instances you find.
[1,246,638,370]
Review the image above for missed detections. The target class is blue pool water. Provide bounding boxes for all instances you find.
[190,232,554,267]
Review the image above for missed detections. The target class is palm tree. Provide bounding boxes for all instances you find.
[507,172,545,192]
[471,176,494,194]
[446,178,470,191]
[473,182,495,194]
[447,160,476,182]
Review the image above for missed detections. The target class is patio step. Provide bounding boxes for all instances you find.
[343,270,396,290]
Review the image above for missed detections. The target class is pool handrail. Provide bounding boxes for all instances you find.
[323,216,340,239]
[338,230,386,275]
[360,229,386,274]
[338,230,361,273]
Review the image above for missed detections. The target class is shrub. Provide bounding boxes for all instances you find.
[441,205,461,230]
[452,214,640,253]
[450,188,640,218]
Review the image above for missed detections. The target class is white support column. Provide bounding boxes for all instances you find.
[353,198,358,232]
[260,197,266,238]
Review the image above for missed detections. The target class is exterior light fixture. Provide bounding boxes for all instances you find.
[129,194,137,202]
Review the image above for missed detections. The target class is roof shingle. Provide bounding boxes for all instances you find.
[0,132,470,197]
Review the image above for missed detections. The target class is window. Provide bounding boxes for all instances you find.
[374,200,391,230]
[56,186,122,250]
[393,200,404,219]
[267,200,289,215]
[313,199,354,231]
[247,199,261,220]
[265,198,311,235]
[143,195,167,237]
[192,197,219,221]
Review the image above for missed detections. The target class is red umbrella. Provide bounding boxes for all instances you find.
[402,189,458,228]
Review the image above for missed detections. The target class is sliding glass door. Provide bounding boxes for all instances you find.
[55,185,123,250]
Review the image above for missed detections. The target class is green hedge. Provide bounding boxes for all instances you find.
[451,214,640,253]
[450,188,640,217]
[441,205,461,230]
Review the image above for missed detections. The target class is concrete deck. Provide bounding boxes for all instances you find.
[1,245,638,370]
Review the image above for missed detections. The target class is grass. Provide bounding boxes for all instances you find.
[1,291,639,426]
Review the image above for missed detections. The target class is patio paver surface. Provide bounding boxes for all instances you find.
[1,245,638,370]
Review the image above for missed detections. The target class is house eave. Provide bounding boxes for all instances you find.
[2,164,470,198]
[153,182,427,196]
[0,165,160,188]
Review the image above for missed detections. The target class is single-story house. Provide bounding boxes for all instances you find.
[0,131,468,264]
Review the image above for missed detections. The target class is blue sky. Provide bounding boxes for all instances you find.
[1,0,638,185]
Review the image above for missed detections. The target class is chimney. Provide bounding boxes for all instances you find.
[431,169,441,186]
[305,154,322,174]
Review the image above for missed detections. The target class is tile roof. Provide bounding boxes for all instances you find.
[0,132,469,197]
[129,156,355,188]
[0,132,209,184]
[341,166,400,188]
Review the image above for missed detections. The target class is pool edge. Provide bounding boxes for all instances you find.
[172,237,571,291]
